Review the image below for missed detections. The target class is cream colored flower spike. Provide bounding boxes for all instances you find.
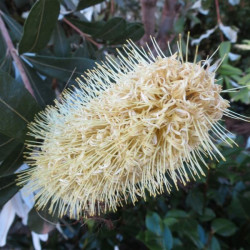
[18,36,249,219]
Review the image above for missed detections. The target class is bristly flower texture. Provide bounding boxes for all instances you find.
[18,37,249,219]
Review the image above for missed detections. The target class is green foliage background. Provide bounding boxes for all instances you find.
[0,0,249,249]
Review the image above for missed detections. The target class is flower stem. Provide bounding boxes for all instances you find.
[0,11,35,98]
[214,0,224,41]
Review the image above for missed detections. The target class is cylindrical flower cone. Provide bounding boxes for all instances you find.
[18,37,249,219]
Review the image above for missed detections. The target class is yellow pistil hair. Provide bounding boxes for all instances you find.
[18,37,248,219]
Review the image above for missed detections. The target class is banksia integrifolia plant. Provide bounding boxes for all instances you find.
[18,35,249,219]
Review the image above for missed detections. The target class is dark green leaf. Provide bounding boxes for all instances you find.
[93,17,126,41]
[68,18,143,44]
[137,230,162,250]
[14,0,30,8]
[18,0,60,54]
[0,32,14,75]
[24,55,95,84]
[227,196,247,219]
[22,60,56,107]
[236,152,250,168]
[163,224,173,250]
[200,208,216,222]
[211,218,237,237]
[166,209,188,219]
[208,236,221,250]
[73,41,95,59]
[238,196,250,218]
[77,0,105,10]
[185,222,203,249]
[0,173,20,208]
[67,18,105,36]
[0,31,7,59]
[0,56,14,76]
[171,219,202,248]
[0,134,19,161]
[186,190,204,214]
[112,22,144,44]
[215,186,229,206]
[198,225,206,245]
[163,217,178,227]
[146,212,162,236]
[125,22,144,41]
[0,72,40,141]
[0,143,24,176]
[53,23,71,57]
[0,2,8,13]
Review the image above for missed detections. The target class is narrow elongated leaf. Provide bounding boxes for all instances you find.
[0,173,20,208]
[0,32,15,75]
[66,18,105,36]
[218,64,243,76]
[0,72,40,141]
[22,60,56,107]
[0,2,8,13]
[24,55,95,83]
[0,55,14,76]
[0,143,24,176]
[73,41,97,59]
[112,22,144,44]
[0,31,7,59]
[68,18,144,44]
[124,23,144,41]
[53,23,71,57]
[77,0,105,10]
[18,0,60,54]
[0,133,19,162]
[93,17,126,41]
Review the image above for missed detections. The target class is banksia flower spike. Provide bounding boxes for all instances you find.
[18,35,249,219]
